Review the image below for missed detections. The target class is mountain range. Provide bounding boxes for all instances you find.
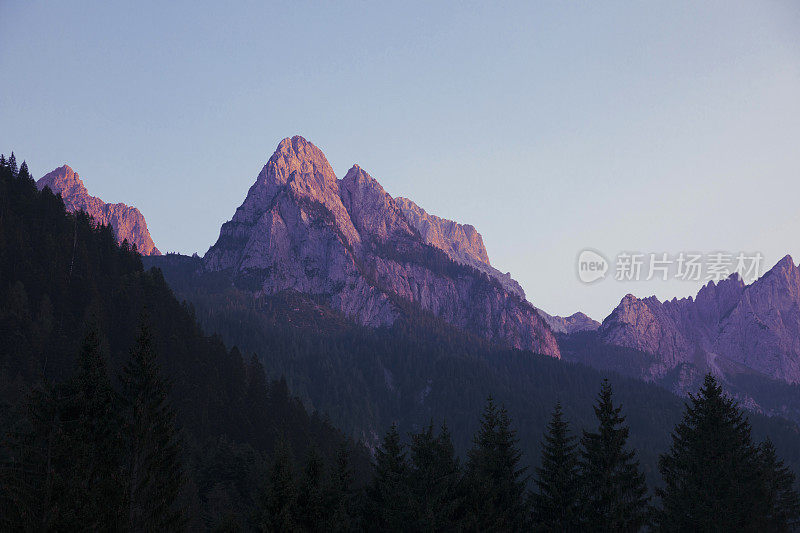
[593,256,800,386]
[38,136,800,402]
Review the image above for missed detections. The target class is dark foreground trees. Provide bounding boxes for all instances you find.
[531,402,580,531]
[579,380,650,531]
[657,374,800,531]
[123,321,187,531]
[0,322,187,531]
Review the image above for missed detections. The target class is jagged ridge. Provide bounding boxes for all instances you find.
[598,255,800,383]
[37,165,160,255]
[204,136,560,357]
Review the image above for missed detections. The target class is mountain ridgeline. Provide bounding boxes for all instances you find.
[557,256,800,425]
[201,136,559,357]
[595,259,800,385]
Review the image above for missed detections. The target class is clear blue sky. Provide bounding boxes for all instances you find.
[2,1,799,319]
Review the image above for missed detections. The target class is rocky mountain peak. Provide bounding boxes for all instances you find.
[764,254,798,281]
[266,135,337,188]
[339,165,415,242]
[37,165,160,256]
[39,164,87,198]
[204,136,559,357]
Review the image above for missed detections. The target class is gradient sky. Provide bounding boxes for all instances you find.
[2,1,799,320]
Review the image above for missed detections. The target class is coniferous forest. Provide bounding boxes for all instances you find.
[2,154,800,531]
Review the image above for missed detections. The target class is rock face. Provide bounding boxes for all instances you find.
[396,197,526,299]
[37,165,160,255]
[204,136,560,357]
[598,255,800,383]
[538,310,601,335]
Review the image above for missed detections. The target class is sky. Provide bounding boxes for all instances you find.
[1,1,799,320]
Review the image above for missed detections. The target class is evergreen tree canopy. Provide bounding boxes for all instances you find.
[463,397,530,531]
[296,446,326,532]
[758,439,800,531]
[258,437,300,533]
[580,380,650,532]
[407,421,461,531]
[122,320,187,531]
[658,374,800,531]
[532,402,580,532]
[324,443,357,532]
[366,423,412,531]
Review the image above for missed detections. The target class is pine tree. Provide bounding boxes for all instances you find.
[758,439,800,531]
[532,402,580,531]
[18,161,30,180]
[122,320,187,531]
[66,325,126,529]
[463,397,530,531]
[296,446,325,532]
[325,442,356,532]
[8,152,17,176]
[580,380,649,532]
[407,422,461,531]
[0,382,65,530]
[657,375,790,531]
[366,423,412,531]
[258,438,300,532]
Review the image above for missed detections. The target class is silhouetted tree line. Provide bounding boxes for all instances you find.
[247,377,799,532]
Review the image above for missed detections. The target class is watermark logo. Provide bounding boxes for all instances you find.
[576,250,764,284]
[577,249,609,283]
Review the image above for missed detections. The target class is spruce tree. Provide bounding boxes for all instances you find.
[532,402,580,531]
[122,320,186,531]
[366,423,412,531]
[18,161,29,180]
[258,438,300,532]
[657,375,791,531]
[408,422,461,531]
[67,325,126,529]
[8,152,16,176]
[296,446,325,532]
[463,397,530,531]
[580,380,649,531]
[758,439,800,531]
[325,442,356,532]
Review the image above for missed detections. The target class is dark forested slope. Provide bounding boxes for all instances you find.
[146,254,800,483]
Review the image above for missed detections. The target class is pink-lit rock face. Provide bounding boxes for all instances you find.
[395,197,526,299]
[598,255,800,383]
[37,165,160,256]
[204,135,560,357]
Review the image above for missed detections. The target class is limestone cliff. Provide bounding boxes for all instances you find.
[204,136,560,357]
[37,165,160,255]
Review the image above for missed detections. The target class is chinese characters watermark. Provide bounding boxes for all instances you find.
[577,250,763,284]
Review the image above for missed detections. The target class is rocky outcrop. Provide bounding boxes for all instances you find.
[204,136,560,357]
[37,165,160,255]
[597,255,800,383]
[396,197,526,299]
[539,310,601,335]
